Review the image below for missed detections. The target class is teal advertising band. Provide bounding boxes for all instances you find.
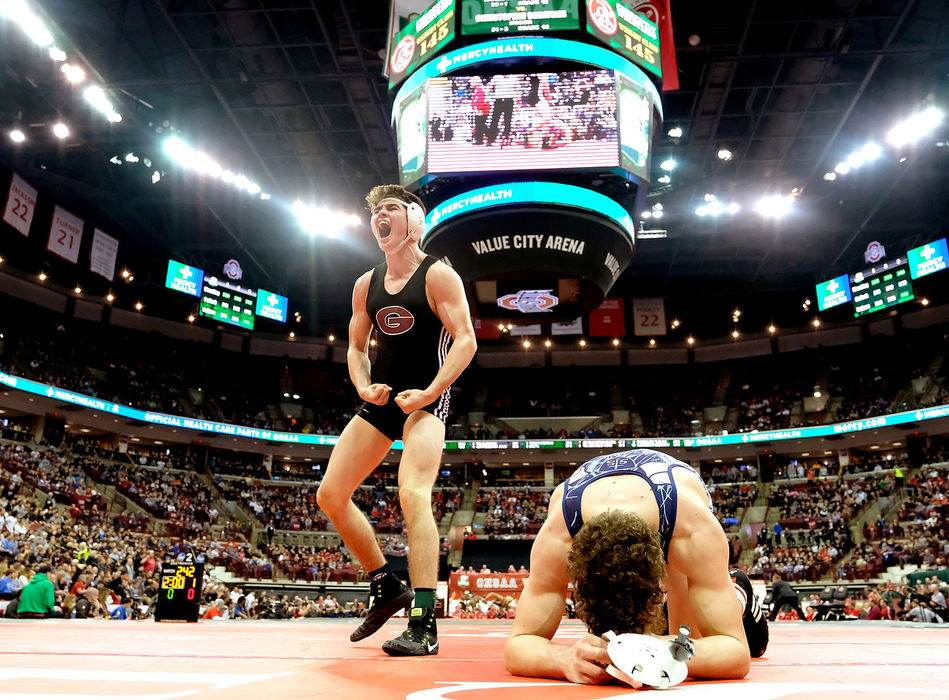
[2,368,946,451]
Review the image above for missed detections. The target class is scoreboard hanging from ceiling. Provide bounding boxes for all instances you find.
[460,0,581,35]
[200,276,257,330]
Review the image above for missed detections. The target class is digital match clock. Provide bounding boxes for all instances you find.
[155,559,205,622]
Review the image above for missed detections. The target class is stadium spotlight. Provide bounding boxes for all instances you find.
[920,298,930,306]
[579,338,587,347]
[369,338,376,346]
[522,339,531,349]
[768,324,777,334]
[641,210,652,219]
[106,293,114,302]
[290,331,297,339]
[726,202,740,214]
[695,205,707,216]
[667,127,683,138]
[292,394,300,400]
[846,151,865,169]
[260,192,271,200]
[887,107,943,148]
[38,272,47,281]
[823,172,837,181]
[544,339,552,348]
[151,171,161,184]
[813,390,822,398]
[48,47,66,61]
[9,129,25,143]
[134,301,143,311]
[612,338,620,346]
[328,334,335,342]
[812,318,821,328]
[3,2,54,46]
[707,200,724,216]
[659,159,677,171]
[687,336,695,345]
[125,152,139,163]
[61,63,85,83]
[649,338,656,346]
[731,329,740,339]
[187,314,195,323]
[671,319,680,329]
[717,148,733,161]
[754,195,793,218]
[657,174,671,184]
[860,142,882,161]
[74,285,81,294]
[121,269,131,279]
[52,122,69,139]
[107,112,122,123]
[834,162,850,175]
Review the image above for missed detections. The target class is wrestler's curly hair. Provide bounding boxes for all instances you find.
[567,510,666,637]
[365,184,425,213]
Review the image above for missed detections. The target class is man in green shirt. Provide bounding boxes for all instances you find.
[17,565,55,618]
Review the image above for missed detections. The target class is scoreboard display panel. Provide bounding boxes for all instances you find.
[815,273,852,312]
[200,276,256,330]
[850,257,915,318]
[907,237,948,279]
[461,0,581,35]
[585,0,661,81]
[155,560,204,623]
[387,0,455,89]
[164,260,204,297]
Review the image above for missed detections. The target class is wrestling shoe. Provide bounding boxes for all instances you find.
[730,568,769,658]
[382,606,439,656]
[350,578,414,642]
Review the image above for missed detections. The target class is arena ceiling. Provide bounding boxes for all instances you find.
[1,0,948,337]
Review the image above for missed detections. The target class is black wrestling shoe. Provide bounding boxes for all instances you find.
[381,606,439,656]
[350,581,414,642]
[730,568,769,658]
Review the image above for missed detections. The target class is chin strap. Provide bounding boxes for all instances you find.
[603,625,695,690]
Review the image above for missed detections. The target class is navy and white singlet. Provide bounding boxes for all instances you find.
[561,449,713,560]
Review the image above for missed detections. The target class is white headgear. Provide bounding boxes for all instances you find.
[404,200,425,243]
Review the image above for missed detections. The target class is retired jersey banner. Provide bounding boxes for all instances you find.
[551,318,584,335]
[3,174,38,237]
[449,572,528,600]
[47,206,84,263]
[589,298,625,336]
[632,297,666,336]
[90,229,119,281]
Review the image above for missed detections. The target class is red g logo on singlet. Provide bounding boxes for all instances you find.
[588,0,618,35]
[390,35,416,75]
[376,305,415,335]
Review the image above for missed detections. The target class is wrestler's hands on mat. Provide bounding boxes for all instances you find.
[358,383,392,405]
[563,633,613,685]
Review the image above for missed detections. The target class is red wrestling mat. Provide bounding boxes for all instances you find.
[0,619,946,700]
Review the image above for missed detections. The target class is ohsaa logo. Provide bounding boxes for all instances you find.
[390,35,416,75]
[864,241,886,264]
[376,305,415,335]
[497,290,559,314]
[588,0,618,35]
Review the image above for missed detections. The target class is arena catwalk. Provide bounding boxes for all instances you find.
[0,619,945,699]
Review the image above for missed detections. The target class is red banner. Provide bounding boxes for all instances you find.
[589,298,626,336]
[449,572,528,600]
[472,318,501,340]
[632,0,679,91]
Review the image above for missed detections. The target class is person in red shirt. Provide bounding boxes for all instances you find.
[201,599,224,620]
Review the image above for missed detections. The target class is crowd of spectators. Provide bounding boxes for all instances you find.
[475,488,550,535]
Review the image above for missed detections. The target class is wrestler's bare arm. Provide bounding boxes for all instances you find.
[505,490,611,684]
[667,492,750,680]
[347,271,390,405]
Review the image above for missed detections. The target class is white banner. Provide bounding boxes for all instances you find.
[3,174,38,237]
[551,318,583,335]
[47,206,84,263]
[513,324,542,335]
[90,228,119,281]
[632,297,667,336]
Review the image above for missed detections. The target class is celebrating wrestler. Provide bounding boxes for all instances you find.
[505,448,768,684]
[316,184,476,656]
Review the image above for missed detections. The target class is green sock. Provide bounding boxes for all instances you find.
[414,588,435,609]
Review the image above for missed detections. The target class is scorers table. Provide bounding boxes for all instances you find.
[155,555,205,623]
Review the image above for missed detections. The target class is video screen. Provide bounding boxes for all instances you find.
[395,81,429,186]
[426,69,619,174]
[460,0,581,36]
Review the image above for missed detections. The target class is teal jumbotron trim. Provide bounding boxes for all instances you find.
[392,36,662,122]
[2,368,946,452]
[423,181,636,244]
